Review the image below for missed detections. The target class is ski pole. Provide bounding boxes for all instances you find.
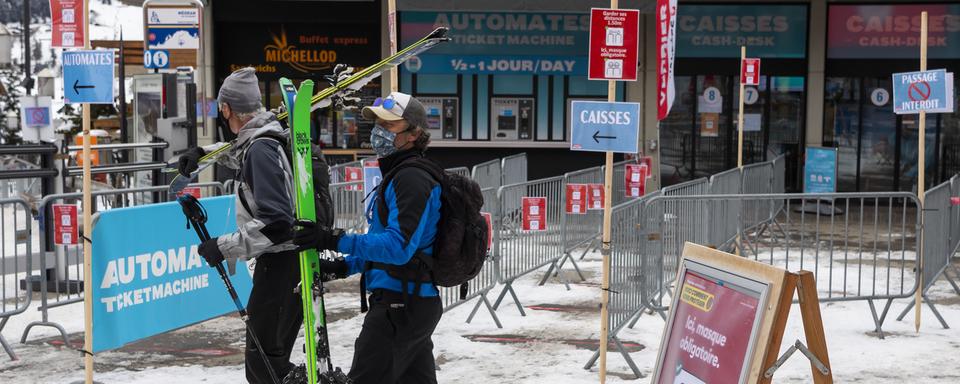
[177,195,281,384]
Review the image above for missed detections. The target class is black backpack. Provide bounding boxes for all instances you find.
[370,156,489,299]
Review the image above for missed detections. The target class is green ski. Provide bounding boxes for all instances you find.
[166,27,450,196]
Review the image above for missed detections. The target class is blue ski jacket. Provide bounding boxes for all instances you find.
[336,150,442,297]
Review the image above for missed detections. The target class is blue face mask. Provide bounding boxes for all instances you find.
[371,125,398,158]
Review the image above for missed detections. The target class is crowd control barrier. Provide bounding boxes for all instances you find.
[20,183,225,345]
[895,175,960,328]
[492,176,566,315]
[0,198,34,360]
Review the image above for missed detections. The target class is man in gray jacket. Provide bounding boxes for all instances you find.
[180,67,300,383]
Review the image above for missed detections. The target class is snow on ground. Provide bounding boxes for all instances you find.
[2,251,960,383]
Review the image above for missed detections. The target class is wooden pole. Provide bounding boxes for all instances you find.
[915,11,928,333]
[735,46,746,256]
[599,5,617,384]
[82,1,94,383]
[387,0,398,92]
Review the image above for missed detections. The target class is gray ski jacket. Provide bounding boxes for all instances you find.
[203,111,296,271]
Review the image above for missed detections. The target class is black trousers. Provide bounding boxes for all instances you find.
[245,252,304,384]
[349,289,443,384]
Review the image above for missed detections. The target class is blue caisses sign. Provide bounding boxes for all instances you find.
[92,196,253,352]
[62,50,115,104]
[892,69,954,115]
[804,147,838,193]
[570,101,640,154]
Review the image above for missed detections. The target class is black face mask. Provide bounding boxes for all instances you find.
[216,109,230,140]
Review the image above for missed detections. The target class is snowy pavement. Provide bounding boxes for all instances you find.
[2,252,960,383]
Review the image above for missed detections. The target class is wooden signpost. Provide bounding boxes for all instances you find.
[651,243,832,384]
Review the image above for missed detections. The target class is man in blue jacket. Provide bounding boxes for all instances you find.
[293,92,442,384]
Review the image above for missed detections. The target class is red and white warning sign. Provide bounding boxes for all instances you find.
[481,212,493,250]
[587,184,605,210]
[345,166,363,191]
[362,159,379,168]
[522,197,547,231]
[177,186,202,199]
[588,8,640,81]
[741,58,761,85]
[566,184,588,215]
[50,0,86,48]
[625,163,648,198]
[53,204,78,245]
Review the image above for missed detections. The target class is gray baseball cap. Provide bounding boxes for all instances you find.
[362,92,428,130]
[217,67,262,113]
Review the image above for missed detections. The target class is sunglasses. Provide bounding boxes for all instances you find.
[372,96,405,111]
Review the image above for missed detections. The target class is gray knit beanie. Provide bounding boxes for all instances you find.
[217,67,262,113]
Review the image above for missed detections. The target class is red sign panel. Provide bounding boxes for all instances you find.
[566,184,588,214]
[521,197,547,231]
[656,0,678,120]
[626,163,648,198]
[177,186,202,199]
[740,58,761,85]
[639,156,654,174]
[481,212,493,250]
[344,166,363,191]
[50,0,85,48]
[588,183,605,210]
[588,8,641,81]
[655,270,761,383]
[362,159,379,168]
[53,204,78,245]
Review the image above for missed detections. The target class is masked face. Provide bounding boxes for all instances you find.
[370,124,398,158]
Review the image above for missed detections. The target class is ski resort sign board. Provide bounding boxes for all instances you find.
[145,5,201,50]
[91,196,254,352]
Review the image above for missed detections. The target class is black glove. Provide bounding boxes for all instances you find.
[198,237,224,267]
[178,147,206,177]
[293,220,344,252]
[318,257,349,282]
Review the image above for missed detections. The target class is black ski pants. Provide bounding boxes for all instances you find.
[246,252,304,383]
[349,289,443,384]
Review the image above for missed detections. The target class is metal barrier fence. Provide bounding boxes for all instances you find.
[471,159,502,190]
[0,198,33,360]
[20,182,225,344]
[438,186,502,327]
[560,166,603,261]
[501,153,528,187]
[329,160,363,184]
[329,181,366,234]
[583,191,660,377]
[446,167,470,178]
[708,168,741,249]
[895,175,960,328]
[492,176,565,315]
[608,160,633,207]
[638,192,920,339]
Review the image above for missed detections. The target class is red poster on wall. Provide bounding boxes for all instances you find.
[521,197,547,231]
[626,163,648,198]
[50,0,86,48]
[344,166,363,191]
[588,183,605,210]
[566,184,587,214]
[655,270,761,383]
[481,212,493,250]
[53,204,78,245]
[639,156,654,177]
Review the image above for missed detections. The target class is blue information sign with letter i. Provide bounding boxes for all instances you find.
[143,49,170,69]
[62,50,116,104]
[570,101,641,154]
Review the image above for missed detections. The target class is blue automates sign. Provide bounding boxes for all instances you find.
[676,5,808,58]
[91,196,253,352]
[570,101,640,154]
[400,11,589,75]
[804,147,838,193]
[62,50,115,104]
[892,69,954,114]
